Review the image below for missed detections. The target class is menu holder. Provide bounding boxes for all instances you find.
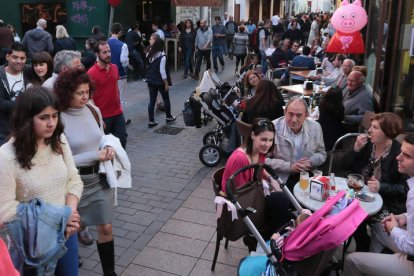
[310,179,324,201]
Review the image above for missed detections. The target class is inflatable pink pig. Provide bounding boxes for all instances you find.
[326,0,368,54]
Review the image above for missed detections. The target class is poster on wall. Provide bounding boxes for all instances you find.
[20,3,67,35]
[177,7,200,24]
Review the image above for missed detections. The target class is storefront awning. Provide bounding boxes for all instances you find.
[171,0,222,7]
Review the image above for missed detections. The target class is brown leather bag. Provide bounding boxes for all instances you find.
[216,166,267,241]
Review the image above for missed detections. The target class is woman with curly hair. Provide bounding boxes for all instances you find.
[243,70,261,97]
[0,87,83,275]
[54,68,117,275]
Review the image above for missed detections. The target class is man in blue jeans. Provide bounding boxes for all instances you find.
[211,16,226,73]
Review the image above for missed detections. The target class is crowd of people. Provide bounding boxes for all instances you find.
[0,8,413,276]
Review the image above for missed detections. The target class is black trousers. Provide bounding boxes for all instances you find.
[194,49,211,76]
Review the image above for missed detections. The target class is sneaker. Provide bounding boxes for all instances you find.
[125,119,132,127]
[142,78,147,82]
[221,64,225,71]
[166,116,176,123]
[78,228,94,246]
[183,74,188,79]
[191,74,199,80]
[148,121,158,128]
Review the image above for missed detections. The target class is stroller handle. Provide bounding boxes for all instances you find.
[226,163,303,212]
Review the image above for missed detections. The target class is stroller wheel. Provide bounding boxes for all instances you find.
[203,131,216,145]
[199,144,222,167]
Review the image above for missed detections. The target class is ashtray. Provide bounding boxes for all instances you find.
[355,191,375,202]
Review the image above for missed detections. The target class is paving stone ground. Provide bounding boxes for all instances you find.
[79,57,243,275]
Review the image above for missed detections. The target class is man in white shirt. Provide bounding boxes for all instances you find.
[343,134,414,275]
[309,54,345,86]
[151,22,165,40]
[0,43,30,144]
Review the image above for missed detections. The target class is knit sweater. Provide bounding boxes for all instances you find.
[60,105,104,167]
[0,135,83,223]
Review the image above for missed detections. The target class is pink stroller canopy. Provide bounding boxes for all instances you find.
[283,191,368,261]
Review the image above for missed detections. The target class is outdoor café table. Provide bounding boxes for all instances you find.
[289,70,312,85]
[293,176,383,216]
[279,84,313,96]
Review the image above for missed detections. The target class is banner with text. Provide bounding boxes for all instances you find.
[172,0,222,7]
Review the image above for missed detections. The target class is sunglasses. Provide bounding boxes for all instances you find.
[254,119,275,131]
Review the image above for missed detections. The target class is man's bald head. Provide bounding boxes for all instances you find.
[200,19,207,28]
[346,70,364,92]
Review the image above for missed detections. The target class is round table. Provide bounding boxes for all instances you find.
[293,177,383,216]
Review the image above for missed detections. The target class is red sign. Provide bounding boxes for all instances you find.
[108,0,121,7]
[172,0,222,6]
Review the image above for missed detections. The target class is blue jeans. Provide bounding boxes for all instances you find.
[260,50,268,74]
[24,234,79,276]
[147,84,172,122]
[55,234,78,276]
[183,48,194,75]
[103,113,127,149]
[212,45,225,71]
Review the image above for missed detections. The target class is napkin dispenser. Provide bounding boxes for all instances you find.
[304,81,313,90]
[316,67,323,75]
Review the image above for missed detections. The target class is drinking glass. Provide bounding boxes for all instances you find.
[313,170,323,178]
[299,171,310,196]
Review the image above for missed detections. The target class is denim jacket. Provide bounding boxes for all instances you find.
[5,198,71,275]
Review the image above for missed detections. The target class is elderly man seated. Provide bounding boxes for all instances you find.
[266,97,327,191]
[342,70,374,131]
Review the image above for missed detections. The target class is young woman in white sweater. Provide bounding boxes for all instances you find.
[0,87,83,275]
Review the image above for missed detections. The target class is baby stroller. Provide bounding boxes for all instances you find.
[187,70,245,167]
[214,164,368,275]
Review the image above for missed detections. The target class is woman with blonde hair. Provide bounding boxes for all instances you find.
[54,25,76,54]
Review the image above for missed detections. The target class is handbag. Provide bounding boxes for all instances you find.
[217,167,266,241]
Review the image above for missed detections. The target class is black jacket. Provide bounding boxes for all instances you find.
[0,65,31,144]
[53,37,77,54]
[342,140,408,214]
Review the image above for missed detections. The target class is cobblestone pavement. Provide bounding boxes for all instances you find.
[79,57,243,275]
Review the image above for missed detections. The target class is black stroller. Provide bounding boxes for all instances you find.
[183,69,245,167]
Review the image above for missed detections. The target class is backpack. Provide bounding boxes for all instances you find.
[249,28,261,50]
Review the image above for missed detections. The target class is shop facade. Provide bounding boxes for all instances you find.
[363,0,414,131]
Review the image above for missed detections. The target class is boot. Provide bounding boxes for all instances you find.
[97,240,117,276]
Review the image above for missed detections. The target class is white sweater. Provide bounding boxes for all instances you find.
[0,135,83,223]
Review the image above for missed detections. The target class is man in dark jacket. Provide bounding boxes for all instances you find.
[224,15,237,59]
[0,20,14,65]
[0,43,30,144]
[21,19,53,58]
[125,23,145,80]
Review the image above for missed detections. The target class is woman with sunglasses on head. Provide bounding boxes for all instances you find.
[342,112,408,253]
[0,87,83,275]
[54,68,118,276]
[28,51,53,87]
[221,118,293,250]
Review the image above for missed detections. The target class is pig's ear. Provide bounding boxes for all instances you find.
[342,0,349,5]
[353,0,362,6]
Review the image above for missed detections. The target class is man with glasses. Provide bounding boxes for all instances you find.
[0,42,30,145]
[212,16,226,73]
[266,97,327,191]
[43,50,83,90]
